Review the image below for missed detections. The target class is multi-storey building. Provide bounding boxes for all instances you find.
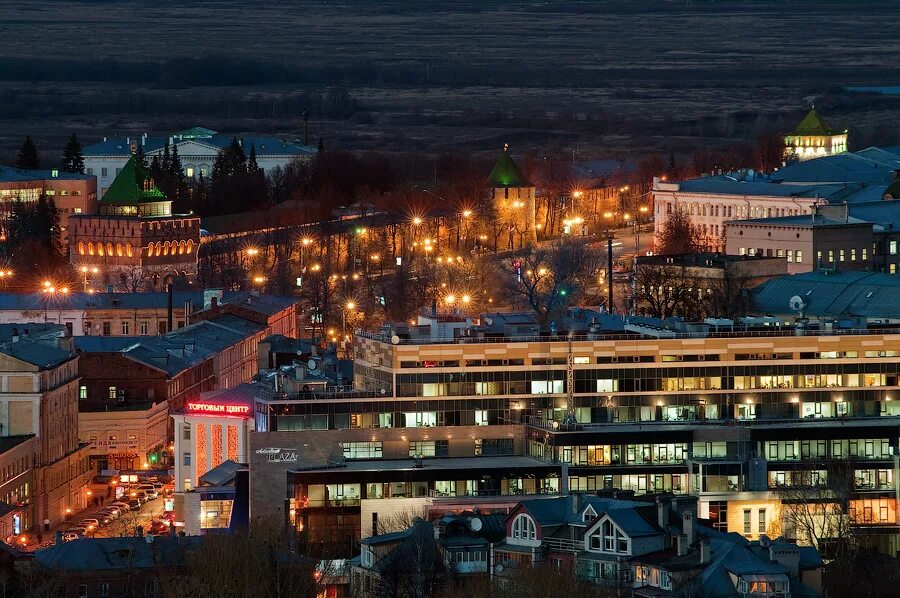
[0,324,93,530]
[83,127,316,199]
[0,165,97,242]
[653,146,900,252]
[348,310,900,556]
[67,155,201,290]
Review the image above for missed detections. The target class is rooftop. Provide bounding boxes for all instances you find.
[0,165,93,183]
[83,130,317,158]
[725,214,871,228]
[753,270,900,320]
[100,155,167,206]
[0,338,73,369]
[787,107,845,137]
[0,290,291,315]
[35,535,203,571]
[488,146,532,188]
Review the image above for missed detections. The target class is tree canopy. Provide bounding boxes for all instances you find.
[60,133,85,173]
[16,135,40,170]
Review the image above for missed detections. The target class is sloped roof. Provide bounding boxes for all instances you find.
[753,270,900,319]
[726,214,871,228]
[100,155,167,206]
[35,535,202,571]
[773,150,899,185]
[788,108,844,137]
[0,338,73,369]
[603,506,661,537]
[173,126,216,139]
[488,146,532,188]
[198,459,244,487]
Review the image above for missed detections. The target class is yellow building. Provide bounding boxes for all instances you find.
[784,107,848,161]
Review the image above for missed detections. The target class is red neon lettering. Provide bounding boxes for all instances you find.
[186,402,249,415]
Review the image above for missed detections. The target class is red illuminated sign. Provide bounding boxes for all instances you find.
[186,402,250,416]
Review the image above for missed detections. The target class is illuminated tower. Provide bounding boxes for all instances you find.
[488,144,537,248]
[784,107,848,162]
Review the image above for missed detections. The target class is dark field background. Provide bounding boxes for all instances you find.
[1,0,899,163]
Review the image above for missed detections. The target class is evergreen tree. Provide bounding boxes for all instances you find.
[169,144,190,213]
[60,133,85,173]
[16,135,40,170]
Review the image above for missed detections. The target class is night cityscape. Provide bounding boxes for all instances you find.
[0,1,899,597]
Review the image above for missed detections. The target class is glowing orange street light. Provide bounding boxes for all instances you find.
[412,217,423,226]
[247,248,259,256]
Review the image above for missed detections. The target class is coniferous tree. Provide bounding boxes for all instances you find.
[16,135,40,170]
[247,145,268,201]
[60,133,85,173]
[169,144,190,213]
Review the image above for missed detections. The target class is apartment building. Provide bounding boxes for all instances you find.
[0,324,93,530]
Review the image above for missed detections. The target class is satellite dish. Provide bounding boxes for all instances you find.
[495,564,505,574]
[789,295,806,312]
[469,518,483,532]
[307,359,317,370]
[390,335,401,345]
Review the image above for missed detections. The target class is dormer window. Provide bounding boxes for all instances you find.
[582,505,597,523]
[511,514,536,540]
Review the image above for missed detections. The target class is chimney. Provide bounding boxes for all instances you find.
[656,495,671,530]
[571,493,581,514]
[676,533,688,556]
[699,537,711,564]
[683,511,696,546]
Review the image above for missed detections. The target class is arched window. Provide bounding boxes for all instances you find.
[97,243,104,256]
[186,239,194,254]
[155,242,162,256]
[179,240,186,254]
[106,242,113,256]
[88,242,95,256]
[511,514,536,540]
[125,243,133,258]
[163,241,170,256]
[77,242,85,255]
[116,243,123,257]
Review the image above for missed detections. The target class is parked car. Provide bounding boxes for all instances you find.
[110,501,130,512]
[61,531,81,542]
[66,526,86,536]
[138,485,159,500]
[127,498,142,510]
[81,518,100,528]
[104,506,122,518]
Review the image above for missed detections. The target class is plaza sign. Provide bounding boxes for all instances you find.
[255,447,299,463]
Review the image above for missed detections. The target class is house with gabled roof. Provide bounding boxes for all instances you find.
[492,493,823,597]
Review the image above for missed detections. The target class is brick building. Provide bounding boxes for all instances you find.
[67,155,200,291]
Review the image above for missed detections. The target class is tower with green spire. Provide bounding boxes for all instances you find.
[784,107,848,161]
[489,144,537,248]
[67,153,200,290]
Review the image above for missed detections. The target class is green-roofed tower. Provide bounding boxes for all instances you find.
[784,107,848,162]
[99,154,172,217]
[489,144,537,248]
[488,143,532,188]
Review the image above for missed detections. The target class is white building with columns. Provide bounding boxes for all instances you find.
[83,126,317,199]
[170,385,254,493]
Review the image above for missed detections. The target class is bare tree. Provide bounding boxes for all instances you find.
[499,239,601,329]
[369,521,451,598]
[656,206,704,254]
[633,263,696,320]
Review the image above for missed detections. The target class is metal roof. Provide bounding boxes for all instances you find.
[0,165,93,183]
[753,270,900,319]
[0,338,73,369]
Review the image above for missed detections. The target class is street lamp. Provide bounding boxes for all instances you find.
[247,248,259,257]
[80,266,99,291]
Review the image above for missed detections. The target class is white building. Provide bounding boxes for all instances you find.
[83,126,317,199]
[170,386,254,493]
[652,148,900,251]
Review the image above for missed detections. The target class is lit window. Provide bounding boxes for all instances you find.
[116,243,123,257]
[77,241,85,255]
[891,241,898,255]
[97,243,104,256]
[796,250,803,263]
[186,167,195,178]
[126,243,133,257]
[108,386,117,400]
